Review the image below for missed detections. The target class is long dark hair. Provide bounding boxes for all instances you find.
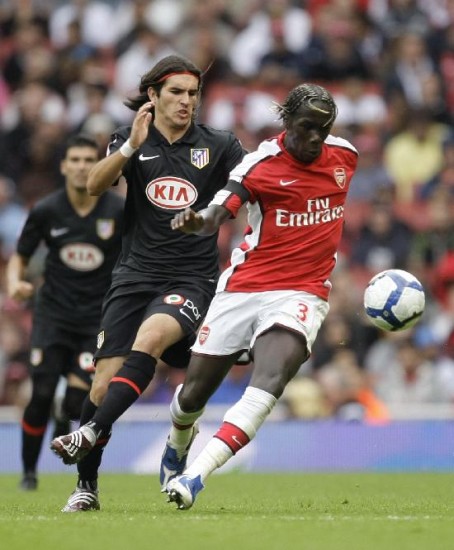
[124,55,203,112]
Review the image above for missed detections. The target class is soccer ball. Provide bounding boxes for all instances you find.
[363,269,425,331]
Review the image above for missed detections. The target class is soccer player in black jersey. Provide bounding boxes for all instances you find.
[50,55,245,511]
[6,134,124,491]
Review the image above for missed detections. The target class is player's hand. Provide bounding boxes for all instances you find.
[129,101,154,148]
[171,208,205,233]
[8,280,34,302]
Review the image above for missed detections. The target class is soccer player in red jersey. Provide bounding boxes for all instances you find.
[161,83,359,509]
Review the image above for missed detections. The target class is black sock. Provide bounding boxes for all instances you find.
[22,411,49,473]
[22,429,45,474]
[91,352,156,427]
[79,396,98,426]
[77,353,156,485]
[77,426,111,487]
[76,397,107,485]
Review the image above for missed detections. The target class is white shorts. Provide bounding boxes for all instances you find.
[192,290,330,357]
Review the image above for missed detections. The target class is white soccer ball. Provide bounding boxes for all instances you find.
[363,269,425,331]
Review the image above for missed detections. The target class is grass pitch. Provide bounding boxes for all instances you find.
[1,472,453,550]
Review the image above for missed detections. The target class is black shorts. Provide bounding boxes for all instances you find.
[94,280,216,369]
[29,321,95,385]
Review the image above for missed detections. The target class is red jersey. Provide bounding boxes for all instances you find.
[211,131,358,300]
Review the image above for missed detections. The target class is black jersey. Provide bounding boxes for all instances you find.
[16,189,124,333]
[107,123,245,286]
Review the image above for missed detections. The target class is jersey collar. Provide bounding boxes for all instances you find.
[147,123,201,146]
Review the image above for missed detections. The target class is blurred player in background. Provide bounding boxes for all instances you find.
[6,134,124,490]
[161,83,359,509]
[50,55,245,512]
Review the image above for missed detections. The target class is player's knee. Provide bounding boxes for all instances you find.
[249,371,288,399]
[178,382,208,413]
[62,387,89,420]
[135,318,182,359]
[30,378,58,407]
[24,383,57,424]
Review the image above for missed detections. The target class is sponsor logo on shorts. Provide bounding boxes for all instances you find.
[146,177,197,209]
[164,294,185,305]
[59,243,104,271]
[96,219,115,240]
[179,299,202,324]
[97,330,105,349]
[30,348,42,366]
[79,352,94,372]
[198,325,210,344]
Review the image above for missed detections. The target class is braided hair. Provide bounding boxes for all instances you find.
[274,83,338,128]
[124,55,203,113]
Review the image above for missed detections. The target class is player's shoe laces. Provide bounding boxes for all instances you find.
[50,424,97,465]
[19,472,37,491]
[166,474,204,510]
[61,488,100,512]
[159,422,199,491]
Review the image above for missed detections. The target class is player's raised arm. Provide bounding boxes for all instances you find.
[87,101,154,196]
[171,205,230,235]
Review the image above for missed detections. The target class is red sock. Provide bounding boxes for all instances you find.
[214,421,250,454]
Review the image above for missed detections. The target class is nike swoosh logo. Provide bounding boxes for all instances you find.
[50,228,69,237]
[139,154,160,161]
[232,435,244,448]
[279,179,298,186]
[179,309,195,323]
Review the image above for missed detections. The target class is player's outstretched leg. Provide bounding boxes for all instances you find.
[61,480,100,512]
[160,422,199,491]
[166,474,204,510]
[166,387,277,510]
[159,385,205,491]
[50,422,98,464]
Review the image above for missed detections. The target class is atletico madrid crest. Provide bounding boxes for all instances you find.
[191,148,209,169]
[97,219,115,240]
[30,348,43,366]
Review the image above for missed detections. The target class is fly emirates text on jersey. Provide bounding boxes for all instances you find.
[275,198,344,227]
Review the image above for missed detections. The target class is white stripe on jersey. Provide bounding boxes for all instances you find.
[325,134,358,154]
[209,189,232,206]
[229,138,281,183]
[107,135,119,157]
[217,201,263,291]
[229,135,357,184]
[209,137,281,207]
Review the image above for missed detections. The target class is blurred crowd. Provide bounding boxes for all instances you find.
[1,0,454,421]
